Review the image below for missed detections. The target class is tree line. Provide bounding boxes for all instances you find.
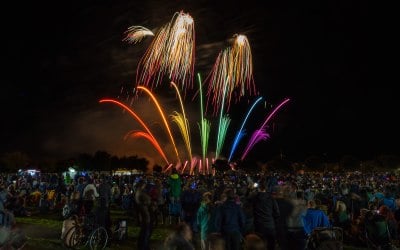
[0,150,159,174]
[1,150,399,174]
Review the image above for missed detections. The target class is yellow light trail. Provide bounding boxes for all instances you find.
[170,82,192,161]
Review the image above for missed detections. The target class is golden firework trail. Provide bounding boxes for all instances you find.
[136,11,195,92]
[122,26,155,44]
[170,82,192,161]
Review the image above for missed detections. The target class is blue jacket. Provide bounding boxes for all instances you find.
[215,200,246,234]
[302,208,330,235]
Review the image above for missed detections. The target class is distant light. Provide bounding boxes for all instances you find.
[68,167,76,173]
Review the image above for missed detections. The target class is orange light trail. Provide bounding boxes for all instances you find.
[125,131,169,165]
[136,86,181,163]
[99,98,169,164]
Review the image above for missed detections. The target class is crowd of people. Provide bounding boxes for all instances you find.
[1,168,400,249]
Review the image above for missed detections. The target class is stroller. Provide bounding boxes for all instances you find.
[306,227,344,250]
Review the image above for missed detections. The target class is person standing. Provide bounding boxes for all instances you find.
[97,177,112,239]
[135,180,152,250]
[196,192,213,250]
[286,191,308,250]
[168,169,182,203]
[249,180,280,250]
[149,179,166,226]
[164,222,195,250]
[215,189,245,250]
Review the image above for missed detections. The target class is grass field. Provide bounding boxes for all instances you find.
[14,208,370,250]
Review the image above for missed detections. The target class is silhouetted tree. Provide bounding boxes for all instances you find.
[339,155,360,171]
[0,151,30,173]
[110,156,121,172]
[266,158,292,172]
[40,158,59,173]
[361,160,380,172]
[93,151,111,171]
[76,153,93,171]
[153,164,163,173]
[236,159,259,172]
[213,159,230,172]
[55,158,72,173]
[135,157,149,173]
[376,154,400,170]
[304,155,325,171]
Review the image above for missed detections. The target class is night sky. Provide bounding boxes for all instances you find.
[2,0,388,166]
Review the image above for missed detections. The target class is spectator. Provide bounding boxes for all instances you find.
[149,179,166,226]
[215,188,245,250]
[181,182,201,233]
[96,177,112,240]
[332,200,350,229]
[82,178,99,214]
[0,206,27,249]
[243,233,266,250]
[135,180,152,250]
[0,183,11,211]
[168,169,182,204]
[378,205,398,240]
[249,180,280,250]
[286,190,308,250]
[197,192,213,250]
[207,233,225,250]
[164,222,195,250]
[302,200,330,236]
[111,182,121,205]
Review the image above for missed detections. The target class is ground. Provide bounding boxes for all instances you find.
[15,208,368,250]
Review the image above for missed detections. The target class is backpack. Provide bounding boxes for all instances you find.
[0,210,12,229]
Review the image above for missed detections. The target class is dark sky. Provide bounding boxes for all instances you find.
[2,0,388,166]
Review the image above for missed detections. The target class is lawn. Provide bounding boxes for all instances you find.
[15,208,369,250]
[15,209,172,250]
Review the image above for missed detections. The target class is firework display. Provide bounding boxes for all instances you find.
[103,11,290,173]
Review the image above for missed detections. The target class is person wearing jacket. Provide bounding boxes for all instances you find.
[196,192,213,250]
[215,189,245,250]
[135,180,152,250]
[302,200,330,235]
[168,169,182,203]
[249,180,280,250]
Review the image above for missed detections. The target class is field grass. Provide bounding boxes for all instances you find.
[14,209,370,250]
[15,209,173,250]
